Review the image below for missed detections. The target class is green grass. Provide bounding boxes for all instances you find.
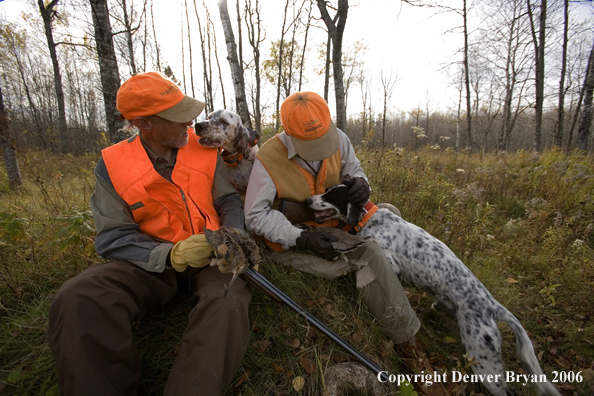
[1,147,593,395]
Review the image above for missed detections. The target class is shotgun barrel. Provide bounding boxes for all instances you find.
[242,268,390,382]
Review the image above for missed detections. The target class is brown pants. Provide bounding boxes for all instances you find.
[271,241,420,344]
[47,260,252,396]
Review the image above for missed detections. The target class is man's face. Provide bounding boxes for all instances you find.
[147,115,192,148]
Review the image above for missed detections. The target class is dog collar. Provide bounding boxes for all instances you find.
[220,149,243,167]
[343,200,378,234]
[220,136,258,167]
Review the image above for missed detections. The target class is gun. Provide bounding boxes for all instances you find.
[242,268,390,382]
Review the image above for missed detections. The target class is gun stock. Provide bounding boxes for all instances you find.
[242,268,389,382]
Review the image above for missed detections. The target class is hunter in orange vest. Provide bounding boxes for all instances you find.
[48,72,251,396]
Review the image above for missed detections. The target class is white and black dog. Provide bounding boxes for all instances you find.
[194,110,259,195]
[305,181,561,396]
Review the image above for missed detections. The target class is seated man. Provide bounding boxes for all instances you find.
[47,72,251,396]
[244,91,420,348]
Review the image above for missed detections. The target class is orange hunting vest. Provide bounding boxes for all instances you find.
[257,135,341,251]
[102,130,220,244]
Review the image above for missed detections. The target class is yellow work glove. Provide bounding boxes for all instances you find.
[170,234,214,272]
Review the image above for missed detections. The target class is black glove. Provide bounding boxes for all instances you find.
[296,229,340,260]
[343,176,370,207]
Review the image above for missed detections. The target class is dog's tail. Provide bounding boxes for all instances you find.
[497,306,562,396]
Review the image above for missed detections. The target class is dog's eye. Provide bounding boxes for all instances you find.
[220,119,228,126]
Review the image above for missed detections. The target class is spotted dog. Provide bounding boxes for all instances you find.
[194,110,259,195]
[305,183,560,396]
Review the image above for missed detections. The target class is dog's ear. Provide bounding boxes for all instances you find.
[247,127,259,143]
[346,202,364,225]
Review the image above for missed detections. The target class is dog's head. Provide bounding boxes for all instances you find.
[194,110,258,154]
[305,179,365,226]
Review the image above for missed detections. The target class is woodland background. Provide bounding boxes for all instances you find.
[0,1,594,395]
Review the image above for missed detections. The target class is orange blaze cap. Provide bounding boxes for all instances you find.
[117,71,205,123]
[280,91,339,161]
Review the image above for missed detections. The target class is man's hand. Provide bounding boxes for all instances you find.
[170,234,214,272]
[343,176,370,207]
[296,229,340,260]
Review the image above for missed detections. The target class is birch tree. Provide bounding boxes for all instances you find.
[217,0,252,128]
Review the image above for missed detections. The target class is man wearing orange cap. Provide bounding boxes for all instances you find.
[47,72,251,395]
[245,91,420,348]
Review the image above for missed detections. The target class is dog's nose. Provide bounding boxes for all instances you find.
[305,197,312,205]
[193,122,205,132]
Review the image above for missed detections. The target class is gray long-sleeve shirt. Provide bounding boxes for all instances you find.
[90,135,244,272]
[244,129,367,250]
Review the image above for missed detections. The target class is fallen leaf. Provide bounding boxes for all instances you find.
[299,357,316,374]
[292,376,305,392]
[325,304,336,318]
[286,338,300,349]
[582,368,594,381]
[270,363,285,374]
[444,336,457,344]
[254,339,271,354]
[505,278,519,284]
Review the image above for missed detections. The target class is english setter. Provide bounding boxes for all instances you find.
[194,110,259,195]
[305,182,561,396]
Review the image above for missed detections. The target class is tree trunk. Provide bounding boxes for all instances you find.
[245,0,263,133]
[194,0,213,113]
[37,0,69,153]
[317,0,348,131]
[323,31,331,102]
[0,87,22,188]
[567,43,593,151]
[576,39,594,152]
[527,0,546,152]
[150,0,161,71]
[463,0,472,149]
[298,0,313,91]
[554,0,569,148]
[121,0,137,74]
[217,0,252,128]
[90,0,123,143]
[184,0,195,97]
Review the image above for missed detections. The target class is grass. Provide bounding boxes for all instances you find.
[0,146,593,395]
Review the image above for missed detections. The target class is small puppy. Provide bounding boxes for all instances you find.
[194,110,259,195]
[305,183,561,396]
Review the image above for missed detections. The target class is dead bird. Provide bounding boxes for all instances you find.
[204,226,261,296]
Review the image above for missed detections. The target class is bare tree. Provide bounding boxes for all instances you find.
[37,0,69,153]
[380,70,397,148]
[0,86,22,188]
[527,0,547,152]
[317,0,349,131]
[217,0,252,128]
[576,37,594,152]
[194,0,213,113]
[462,0,472,149]
[298,0,314,91]
[554,0,569,148]
[245,0,265,133]
[150,0,161,71]
[89,0,123,143]
[184,0,195,97]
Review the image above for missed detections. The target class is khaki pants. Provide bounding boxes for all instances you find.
[271,241,420,344]
[47,260,251,396]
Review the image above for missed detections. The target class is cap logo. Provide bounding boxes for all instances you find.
[304,119,323,134]
[160,84,180,97]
